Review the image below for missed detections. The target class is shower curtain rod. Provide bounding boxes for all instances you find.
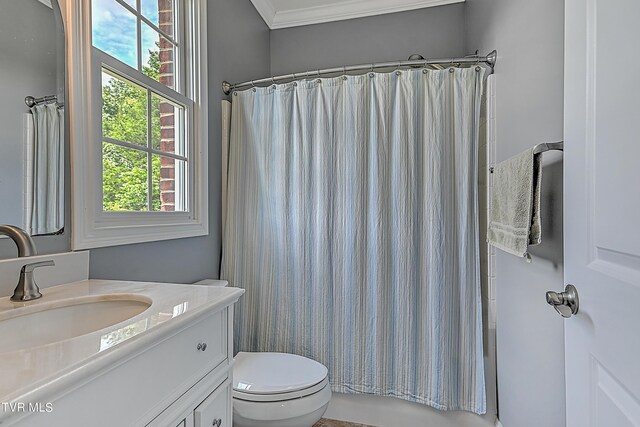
[222,50,497,94]
[25,95,63,108]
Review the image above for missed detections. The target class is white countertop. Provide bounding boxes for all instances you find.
[0,280,244,414]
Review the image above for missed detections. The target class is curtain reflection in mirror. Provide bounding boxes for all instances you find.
[24,103,64,235]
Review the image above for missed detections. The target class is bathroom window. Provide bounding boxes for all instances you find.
[93,0,190,213]
[68,0,208,249]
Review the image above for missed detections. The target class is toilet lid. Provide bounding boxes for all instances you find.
[233,352,328,395]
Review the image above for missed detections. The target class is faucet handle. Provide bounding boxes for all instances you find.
[11,260,55,302]
[21,260,55,273]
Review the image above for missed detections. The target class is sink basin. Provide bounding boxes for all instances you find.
[0,295,152,353]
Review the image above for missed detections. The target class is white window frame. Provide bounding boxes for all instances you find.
[66,0,208,249]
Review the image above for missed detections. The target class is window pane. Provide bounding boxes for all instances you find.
[151,92,183,154]
[142,0,175,38]
[102,70,148,146]
[92,0,137,69]
[103,143,149,212]
[152,155,186,212]
[141,22,177,89]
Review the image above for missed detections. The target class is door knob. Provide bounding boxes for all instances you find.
[546,284,579,318]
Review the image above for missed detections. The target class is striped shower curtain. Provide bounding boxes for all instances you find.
[221,67,486,413]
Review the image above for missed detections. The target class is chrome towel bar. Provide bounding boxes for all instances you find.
[533,141,564,154]
[490,141,563,173]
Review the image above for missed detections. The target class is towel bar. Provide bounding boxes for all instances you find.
[533,141,564,154]
[489,141,563,173]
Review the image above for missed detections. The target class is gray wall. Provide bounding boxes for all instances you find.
[0,0,70,258]
[270,4,466,75]
[465,1,566,426]
[89,0,271,283]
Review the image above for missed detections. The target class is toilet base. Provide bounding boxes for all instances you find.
[233,383,331,427]
[233,402,328,427]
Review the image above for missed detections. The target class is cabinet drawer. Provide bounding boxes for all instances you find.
[194,378,231,427]
[134,308,228,422]
[110,308,228,423]
[168,309,228,392]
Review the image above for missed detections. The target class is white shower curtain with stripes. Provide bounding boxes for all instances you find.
[222,67,486,414]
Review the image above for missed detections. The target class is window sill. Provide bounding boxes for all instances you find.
[71,218,208,250]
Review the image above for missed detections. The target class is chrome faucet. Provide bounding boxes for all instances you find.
[0,224,54,302]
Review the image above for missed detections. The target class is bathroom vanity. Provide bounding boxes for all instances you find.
[0,277,243,426]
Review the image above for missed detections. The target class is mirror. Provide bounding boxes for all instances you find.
[0,0,65,235]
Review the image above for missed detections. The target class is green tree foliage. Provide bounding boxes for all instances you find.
[102,50,162,211]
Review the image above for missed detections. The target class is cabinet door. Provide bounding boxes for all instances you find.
[194,378,231,427]
[173,413,194,427]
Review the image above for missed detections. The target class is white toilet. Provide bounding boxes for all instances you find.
[232,352,331,427]
[192,280,331,427]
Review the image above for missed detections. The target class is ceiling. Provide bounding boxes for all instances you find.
[250,0,465,29]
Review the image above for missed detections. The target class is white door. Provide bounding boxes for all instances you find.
[564,0,640,426]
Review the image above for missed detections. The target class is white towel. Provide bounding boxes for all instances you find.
[488,148,542,257]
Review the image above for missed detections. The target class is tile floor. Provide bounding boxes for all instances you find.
[314,419,376,427]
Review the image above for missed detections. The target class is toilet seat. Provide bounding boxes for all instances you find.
[233,352,329,402]
[234,377,329,402]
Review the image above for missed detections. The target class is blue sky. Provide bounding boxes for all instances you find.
[92,0,163,70]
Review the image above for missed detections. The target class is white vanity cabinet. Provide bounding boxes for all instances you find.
[1,280,243,427]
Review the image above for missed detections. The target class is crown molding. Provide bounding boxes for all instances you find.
[251,0,464,30]
[251,0,277,28]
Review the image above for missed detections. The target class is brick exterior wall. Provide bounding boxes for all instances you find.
[158,0,175,211]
